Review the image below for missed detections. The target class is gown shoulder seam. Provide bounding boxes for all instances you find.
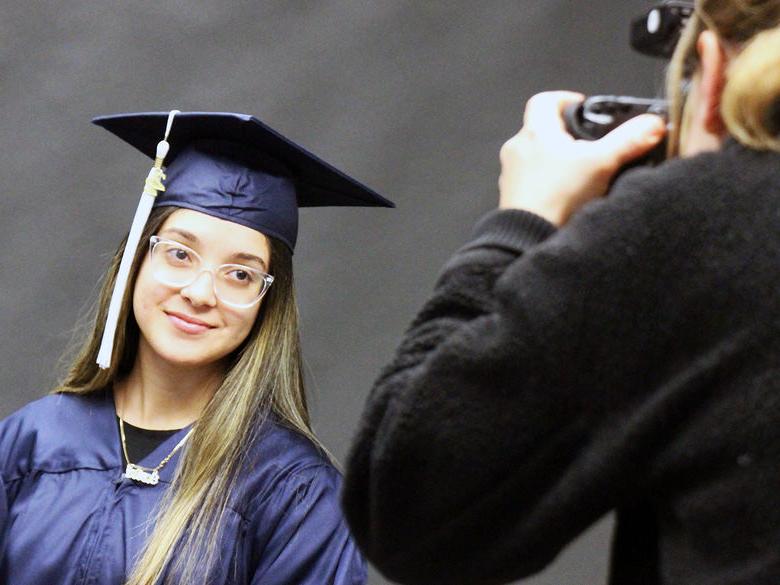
[4,464,120,484]
[239,462,335,521]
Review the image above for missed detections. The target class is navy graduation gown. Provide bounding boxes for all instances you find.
[0,390,366,584]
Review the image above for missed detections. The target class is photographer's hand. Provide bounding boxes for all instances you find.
[499,91,666,226]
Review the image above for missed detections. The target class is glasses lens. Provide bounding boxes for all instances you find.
[214,265,269,306]
[150,238,271,307]
[151,241,201,286]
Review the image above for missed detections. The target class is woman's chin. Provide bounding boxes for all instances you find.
[170,352,224,369]
[135,319,245,371]
[144,339,228,370]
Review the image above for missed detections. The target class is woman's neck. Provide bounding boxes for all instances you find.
[114,340,225,430]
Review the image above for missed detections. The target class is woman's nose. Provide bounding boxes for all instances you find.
[180,270,217,307]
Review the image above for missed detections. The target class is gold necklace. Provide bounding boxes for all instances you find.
[119,416,193,486]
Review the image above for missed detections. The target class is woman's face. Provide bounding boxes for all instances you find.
[132,208,271,369]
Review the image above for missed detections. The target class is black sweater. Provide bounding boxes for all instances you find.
[342,141,780,585]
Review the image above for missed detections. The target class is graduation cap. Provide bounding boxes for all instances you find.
[630,0,695,59]
[92,110,394,369]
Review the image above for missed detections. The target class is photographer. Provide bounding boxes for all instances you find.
[343,1,780,584]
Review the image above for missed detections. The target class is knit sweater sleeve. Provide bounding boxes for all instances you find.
[342,152,758,584]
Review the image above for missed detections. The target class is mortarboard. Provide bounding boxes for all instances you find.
[92,110,394,369]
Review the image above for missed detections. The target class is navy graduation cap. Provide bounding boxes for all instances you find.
[93,110,394,369]
[93,110,394,251]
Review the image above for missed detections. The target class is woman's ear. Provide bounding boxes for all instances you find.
[695,30,729,135]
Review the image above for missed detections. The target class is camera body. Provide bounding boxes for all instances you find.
[557,1,693,171]
[630,0,695,58]
[564,95,669,167]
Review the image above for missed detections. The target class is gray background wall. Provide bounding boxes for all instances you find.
[0,1,664,583]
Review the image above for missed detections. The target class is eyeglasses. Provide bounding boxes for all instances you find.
[148,236,274,308]
[630,0,695,59]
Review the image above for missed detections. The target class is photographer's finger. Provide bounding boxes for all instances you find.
[522,91,585,134]
[595,114,666,168]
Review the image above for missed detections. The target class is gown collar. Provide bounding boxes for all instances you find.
[105,387,195,486]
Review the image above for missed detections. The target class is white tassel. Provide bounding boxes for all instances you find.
[96,190,156,368]
[96,110,180,369]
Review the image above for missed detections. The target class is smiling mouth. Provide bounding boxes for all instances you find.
[165,311,216,334]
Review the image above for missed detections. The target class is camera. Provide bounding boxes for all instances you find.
[630,0,695,59]
[559,1,694,169]
[563,95,669,166]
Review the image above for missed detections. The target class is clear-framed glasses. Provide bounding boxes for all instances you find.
[148,236,274,308]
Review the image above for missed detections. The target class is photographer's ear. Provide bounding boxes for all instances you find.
[682,30,730,157]
[696,30,729,135]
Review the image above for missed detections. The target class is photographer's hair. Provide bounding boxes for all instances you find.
[56,205,326,584]
[667,0,780,156]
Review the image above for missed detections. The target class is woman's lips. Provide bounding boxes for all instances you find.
[165,312,215,335]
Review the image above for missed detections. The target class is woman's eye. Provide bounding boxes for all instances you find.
[165,247,191,263]
[227,269,257,284]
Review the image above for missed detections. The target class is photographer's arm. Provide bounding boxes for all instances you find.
[343,165,716,583]
[342,95,707,584]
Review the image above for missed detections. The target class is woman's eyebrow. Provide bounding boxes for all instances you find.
[232,252,268,270]
[159,227,198,243]
[158,228,267,269]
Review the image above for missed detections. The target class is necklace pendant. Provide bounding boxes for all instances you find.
[124,463,160,486]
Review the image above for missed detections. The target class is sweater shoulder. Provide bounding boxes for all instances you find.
[609,142,780,214]
[550,143,780,267]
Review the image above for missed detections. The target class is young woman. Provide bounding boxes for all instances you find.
[343,1,780,584]
[0,111,392,584]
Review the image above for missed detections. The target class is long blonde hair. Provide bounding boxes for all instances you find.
[56,205,326,584]
[666,0,780,155]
